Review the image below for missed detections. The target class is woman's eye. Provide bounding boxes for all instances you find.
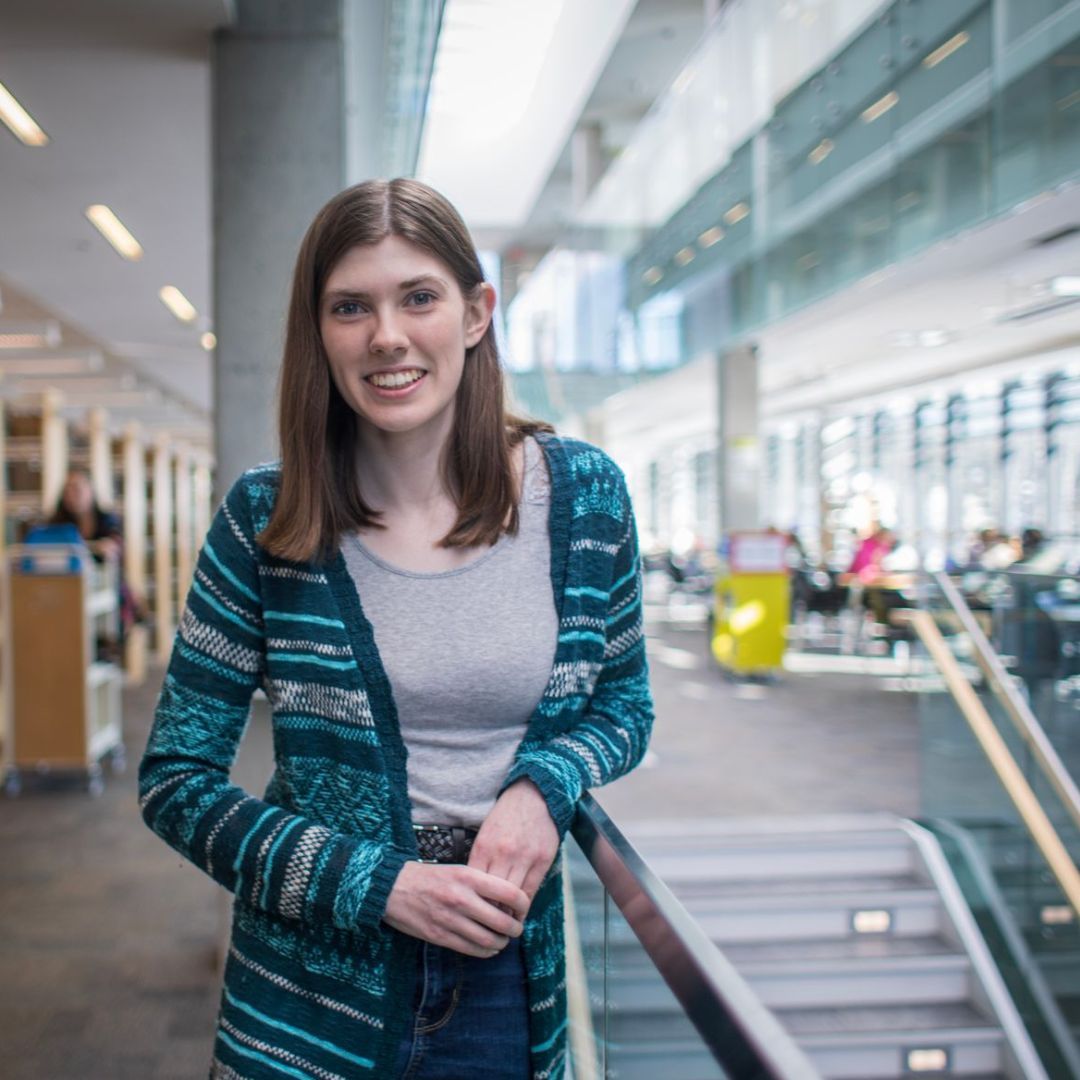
[333,300,363,316]
[408,290,436,307]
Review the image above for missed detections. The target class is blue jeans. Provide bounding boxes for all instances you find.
[394,937,530,1079]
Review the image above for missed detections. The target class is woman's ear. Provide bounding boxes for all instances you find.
[464,282,497,348]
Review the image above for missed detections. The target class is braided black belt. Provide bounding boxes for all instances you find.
[413,824,479,864]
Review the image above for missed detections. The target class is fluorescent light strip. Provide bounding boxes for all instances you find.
[723,201,751,225]
[674,246,696,267]
[808,138,834,165]
[0,356,103,376]
[923,30,970,69]
[642,266,664,286]
[0,80,49,146]
[159,285,197,324]
[85,205,143,261]
[698,226,725,248]
[861,90,899,124]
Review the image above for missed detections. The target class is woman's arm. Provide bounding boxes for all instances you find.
[138,475,411,933]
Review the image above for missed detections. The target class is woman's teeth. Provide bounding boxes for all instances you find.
[367,370,424,389]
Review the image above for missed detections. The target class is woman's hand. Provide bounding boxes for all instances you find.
[383,861,529,958]
[468,779,560,907]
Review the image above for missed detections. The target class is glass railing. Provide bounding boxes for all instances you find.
[909,572,1080,1075]
[566,794,820,1080]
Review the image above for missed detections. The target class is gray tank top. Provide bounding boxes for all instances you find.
[342,437,557,826]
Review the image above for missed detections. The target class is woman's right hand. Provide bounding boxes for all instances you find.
[383,861,529,958]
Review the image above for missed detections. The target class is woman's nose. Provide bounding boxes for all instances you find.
[370,310,408,354]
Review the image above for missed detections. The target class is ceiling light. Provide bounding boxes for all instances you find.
[1059,89,1080,111]
[11,378,138,399]
[200,332,217,351]
[38,389,161,408]
[0,321,61,349]
[1051,276,1080,296]
[85,205,143,261]
[907,1049,949,1072]
[861,90,899,124]
[159,285,197,324]
[808,138,834,165]
[922,30,970,69]
[674,246,696,267]
[723,201,751,225]
[642,266,664,286]
[0,80,49,146]
[698,226,725,248]
[0,353,104,376]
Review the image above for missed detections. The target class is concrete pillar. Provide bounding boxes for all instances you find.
[213,0,357,495]
[716,343,760,534]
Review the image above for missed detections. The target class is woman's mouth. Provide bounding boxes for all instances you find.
[365,369,426,391]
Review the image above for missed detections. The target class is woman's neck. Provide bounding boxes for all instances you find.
[354,418,454,515]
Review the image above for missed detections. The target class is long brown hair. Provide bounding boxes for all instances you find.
[259,178,550,564]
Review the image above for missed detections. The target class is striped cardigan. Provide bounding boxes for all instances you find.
[139,433,654,1080]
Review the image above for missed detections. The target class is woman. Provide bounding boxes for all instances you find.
[139,178,653,1080]
[49,468,122,561]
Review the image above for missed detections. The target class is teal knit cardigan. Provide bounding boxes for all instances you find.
[139,433,654,1080]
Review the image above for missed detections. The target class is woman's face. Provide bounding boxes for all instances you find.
[319,235,494,442]
[62,472,93,514]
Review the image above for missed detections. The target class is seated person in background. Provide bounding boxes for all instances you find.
[849,526,895,584]
[49,468,144,637]
[49,468,121,561]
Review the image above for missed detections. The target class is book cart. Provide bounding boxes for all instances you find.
[1,540,124,796]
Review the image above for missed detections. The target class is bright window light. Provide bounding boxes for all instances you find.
[85,205,144,261]
[159,285,197,324]
[1051,276,1080,296]
[0,80,49,146]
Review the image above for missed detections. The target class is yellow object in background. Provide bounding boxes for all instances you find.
[710,532,790,675]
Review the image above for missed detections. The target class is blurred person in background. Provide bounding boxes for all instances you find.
[138,178,654,1080]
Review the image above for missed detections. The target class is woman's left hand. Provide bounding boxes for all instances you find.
[468,779,559,908]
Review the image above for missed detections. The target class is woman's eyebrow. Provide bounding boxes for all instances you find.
[324,275,448,303]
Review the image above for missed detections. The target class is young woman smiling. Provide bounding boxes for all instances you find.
[139,178,654,1080]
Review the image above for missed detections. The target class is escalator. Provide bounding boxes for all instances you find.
[563,569,1080,1078]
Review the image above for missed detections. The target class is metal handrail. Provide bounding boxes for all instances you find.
[570,794,821,1080]
[933,570,1080,837]
[900,607,1080,918]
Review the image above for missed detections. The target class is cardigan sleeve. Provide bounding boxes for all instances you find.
[138,474,410,933]
[502,479,654,835]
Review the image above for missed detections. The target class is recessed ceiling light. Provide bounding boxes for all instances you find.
[0,80,49,146]
[698,226,725,248]
[85,205,143,261]
[861,90,899,124]
[674,246,695,267]
[200,332,217,351]
[923,31,970,69]
[159,285,197,324]
[723,201,751,225]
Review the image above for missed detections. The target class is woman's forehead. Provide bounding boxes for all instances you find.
[324,236,452,292]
